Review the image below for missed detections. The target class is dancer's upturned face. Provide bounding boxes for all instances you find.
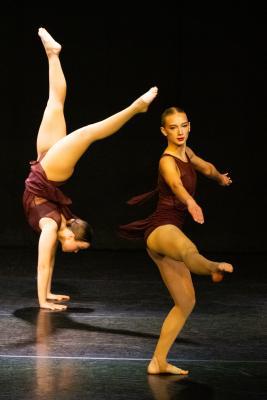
[161,112,190,146]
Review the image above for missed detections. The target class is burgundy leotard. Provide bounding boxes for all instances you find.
[23,157,75,233]
[119,153,197,242]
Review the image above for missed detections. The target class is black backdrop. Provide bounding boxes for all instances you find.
[0,2,265,253]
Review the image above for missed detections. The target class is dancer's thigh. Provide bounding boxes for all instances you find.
[147,224,197,262]
[37,102,67,158]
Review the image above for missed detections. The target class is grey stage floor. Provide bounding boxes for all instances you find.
[0,247,266,399]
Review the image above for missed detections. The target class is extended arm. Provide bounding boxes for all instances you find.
[186,146,232,186]
[37,218,66,310]
[159,156,204,224]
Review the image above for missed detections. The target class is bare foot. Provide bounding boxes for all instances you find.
[40,301,67,311]
[38,27,62,56]
[212,262,233,283]
[147,356,189,375]
[133,86,158,113]
[47,293,70,301]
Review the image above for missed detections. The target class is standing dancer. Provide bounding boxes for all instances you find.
[23,27,158,311]
[120,106,233,374]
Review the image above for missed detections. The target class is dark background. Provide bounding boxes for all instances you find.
[0,2,265,253]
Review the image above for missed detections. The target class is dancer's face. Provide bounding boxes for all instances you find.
[61,237,90,253]
[161,112,190,146]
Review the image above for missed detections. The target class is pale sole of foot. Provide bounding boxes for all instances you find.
[38,28,61,54]
[141,87,158,104]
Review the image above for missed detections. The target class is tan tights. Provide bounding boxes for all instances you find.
[146,224,233,374]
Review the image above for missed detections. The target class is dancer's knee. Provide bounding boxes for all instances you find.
[161,243,198,263]
[46,99,64,112]
[186,295,196,315]
[181,243,198,262]
[175,294,196,317]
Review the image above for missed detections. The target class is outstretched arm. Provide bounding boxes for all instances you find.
[159,156,204,224]
[37,218,66,311]
[186,146,232,186]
